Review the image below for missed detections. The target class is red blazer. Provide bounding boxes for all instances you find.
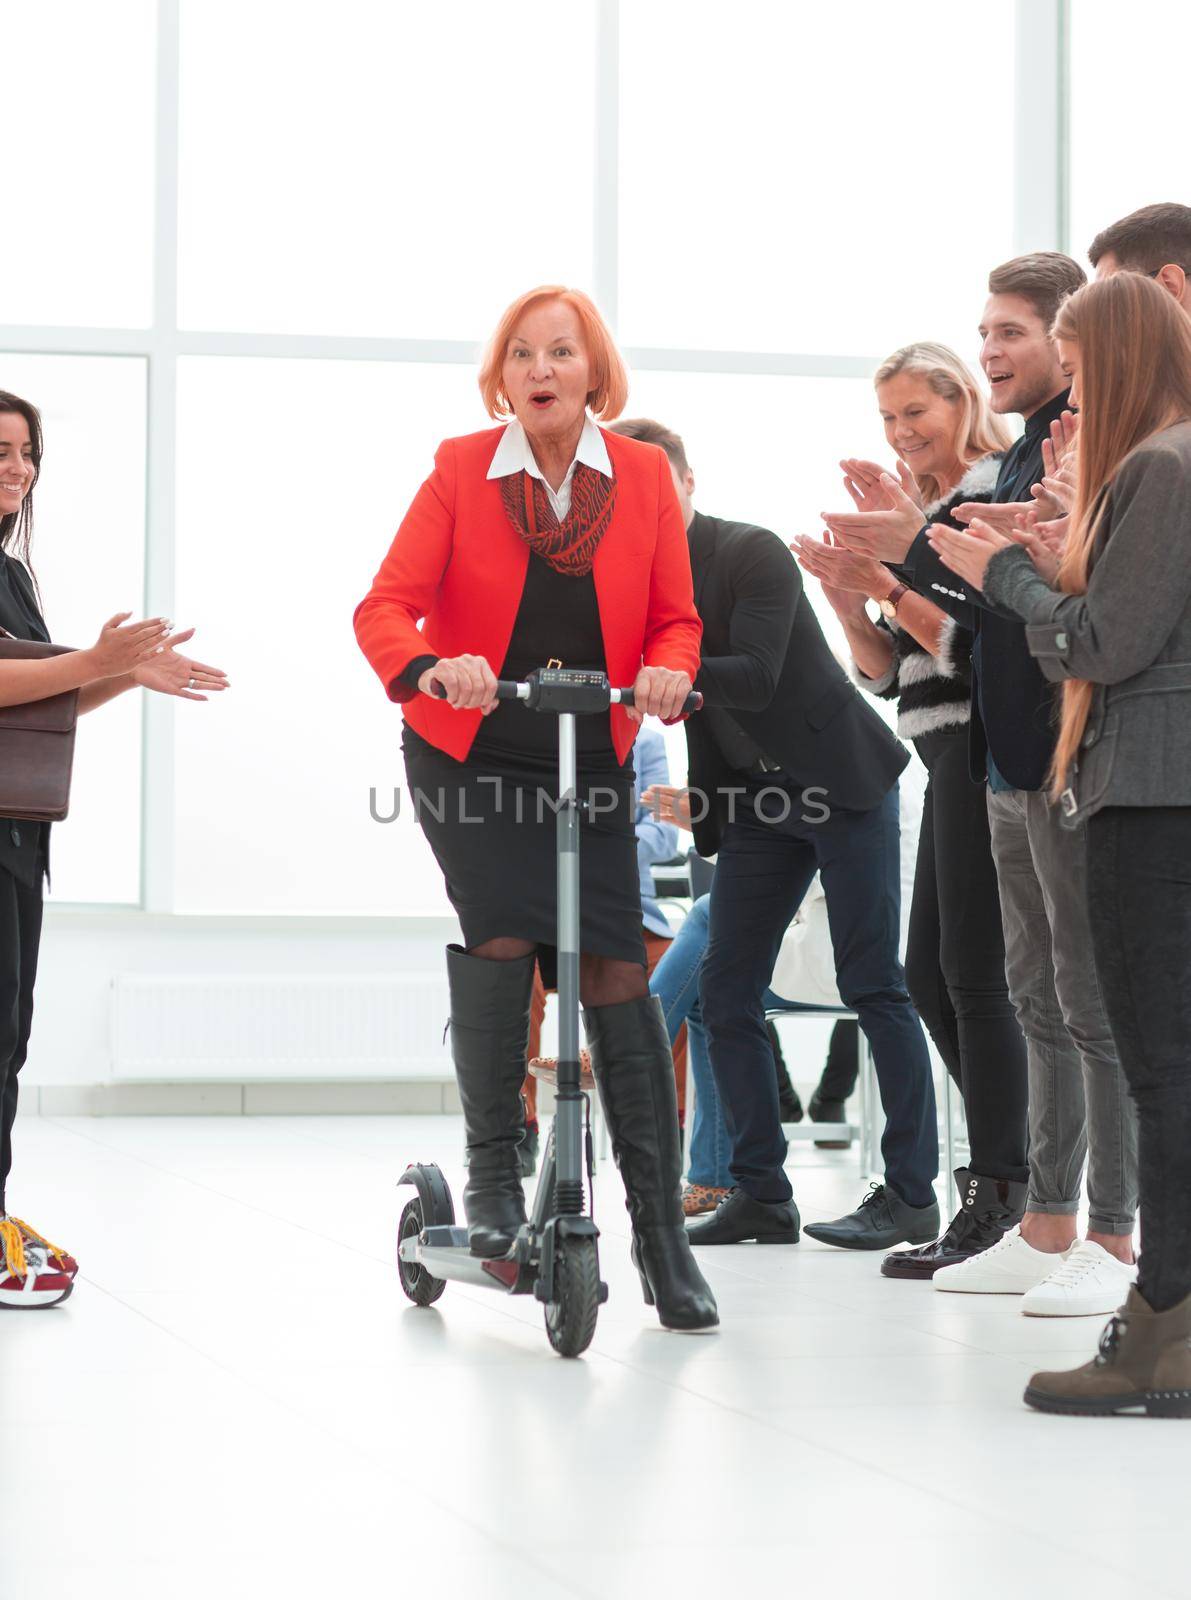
[354,425,702,763]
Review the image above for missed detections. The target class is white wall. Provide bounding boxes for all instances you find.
[26,909,458,1095]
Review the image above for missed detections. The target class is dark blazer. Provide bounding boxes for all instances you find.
[894,389,1071,791]
[684,511,909,857]
[0,551,51,889]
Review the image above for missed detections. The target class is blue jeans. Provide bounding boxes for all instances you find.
[701,780,938,1206]
[649,894,787,1190]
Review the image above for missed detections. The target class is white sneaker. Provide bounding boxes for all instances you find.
[1020,1240,1138,1317]
[933,1226,1064,1296]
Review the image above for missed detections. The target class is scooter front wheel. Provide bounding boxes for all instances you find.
[398,1195,447,1307]
[544,1236,600,1357]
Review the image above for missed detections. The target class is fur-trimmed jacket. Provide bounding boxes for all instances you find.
[853,454,1002,739]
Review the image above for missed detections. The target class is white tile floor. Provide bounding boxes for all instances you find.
[2,1113,1185,1600]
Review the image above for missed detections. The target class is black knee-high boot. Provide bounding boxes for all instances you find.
[446,944,536,1259]
[584,995,719,1331]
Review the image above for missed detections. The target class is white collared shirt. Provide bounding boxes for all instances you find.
[486,414,613,522]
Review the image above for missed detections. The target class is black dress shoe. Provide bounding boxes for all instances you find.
[803,1183,939,1251]
[685,1186,801,1246]
[807,1090,852,1150]
[882,1168,1028,1279]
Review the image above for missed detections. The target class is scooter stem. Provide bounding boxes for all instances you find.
[554,710,584,1204]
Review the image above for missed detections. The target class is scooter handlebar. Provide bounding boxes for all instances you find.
[611,686,703,714]
[428,676,702,714]
[428,679,525,700]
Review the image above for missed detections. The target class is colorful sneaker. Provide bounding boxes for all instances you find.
[1021,1240,1138,1318]
[682,1183,731,1218]
[0,1219,73,1309]
[9,1216,78,1279]
[933,1225,1065,1296]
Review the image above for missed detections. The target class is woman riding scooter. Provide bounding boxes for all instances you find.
[354,285,717,1332]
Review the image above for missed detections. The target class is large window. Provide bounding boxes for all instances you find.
[1068,0,1191,265]
[3,0,1086,918]
[2,4,156,328]
[619,2,1018,359]
[171,357,477,914]
[176,1,598,338]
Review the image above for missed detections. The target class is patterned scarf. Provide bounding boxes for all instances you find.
[499,463,617,577]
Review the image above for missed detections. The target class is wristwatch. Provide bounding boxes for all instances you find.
[879,583,909,620]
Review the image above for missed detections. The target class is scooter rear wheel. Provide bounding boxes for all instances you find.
[398,1196,447,1307]
[544,1236,600,1357]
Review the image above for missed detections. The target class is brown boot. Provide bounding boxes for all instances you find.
[1024,1285,1191,1417]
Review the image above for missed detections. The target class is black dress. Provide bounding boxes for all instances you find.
[401,553,644,982]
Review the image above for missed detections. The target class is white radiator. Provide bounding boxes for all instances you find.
[111,974,453,1081]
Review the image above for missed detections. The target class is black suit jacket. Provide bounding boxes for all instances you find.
[893,389,1071,791]
[684,511,909,857]
[0,551,51,888]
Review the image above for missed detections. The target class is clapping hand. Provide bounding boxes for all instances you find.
[926,517,1014,592]
[839,457,923,514]
[1046,409,1080,470]
[1008,507,1068,586]
[131,627,229,701]
[87,612,172,678]
[790,531,891,620]
[1029,410,1079,519]
[1031,451,1076,518]
[951,500,1033,534]
[820,468,925,563]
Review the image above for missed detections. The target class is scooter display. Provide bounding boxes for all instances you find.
[396,667,702,1357]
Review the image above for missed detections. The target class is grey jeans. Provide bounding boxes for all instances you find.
[987,787,1138,1234]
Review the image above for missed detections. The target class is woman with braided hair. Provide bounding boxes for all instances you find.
[354,286,717,1332]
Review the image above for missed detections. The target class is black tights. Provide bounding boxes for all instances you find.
[469,937,646,1008]
[1088,807,1191,1312]
[904,729,1030,1184]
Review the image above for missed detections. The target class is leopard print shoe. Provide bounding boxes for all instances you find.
[682,1184,731,1218]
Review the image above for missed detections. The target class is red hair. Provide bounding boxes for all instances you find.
[478,285,628,421]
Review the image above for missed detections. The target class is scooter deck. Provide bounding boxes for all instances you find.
[399,1224,541,1294]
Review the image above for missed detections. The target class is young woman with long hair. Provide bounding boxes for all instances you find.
[931,272,1191,1416]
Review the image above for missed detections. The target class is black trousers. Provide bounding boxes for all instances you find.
[1087,807,1191,1311]
[905,729,1029,1185]
[0,864,44,1214]
[701,778,937,1207]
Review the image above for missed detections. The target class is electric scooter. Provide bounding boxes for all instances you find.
[396,667,702,1357]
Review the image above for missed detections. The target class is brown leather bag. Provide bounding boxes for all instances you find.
[0,630,80,821]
